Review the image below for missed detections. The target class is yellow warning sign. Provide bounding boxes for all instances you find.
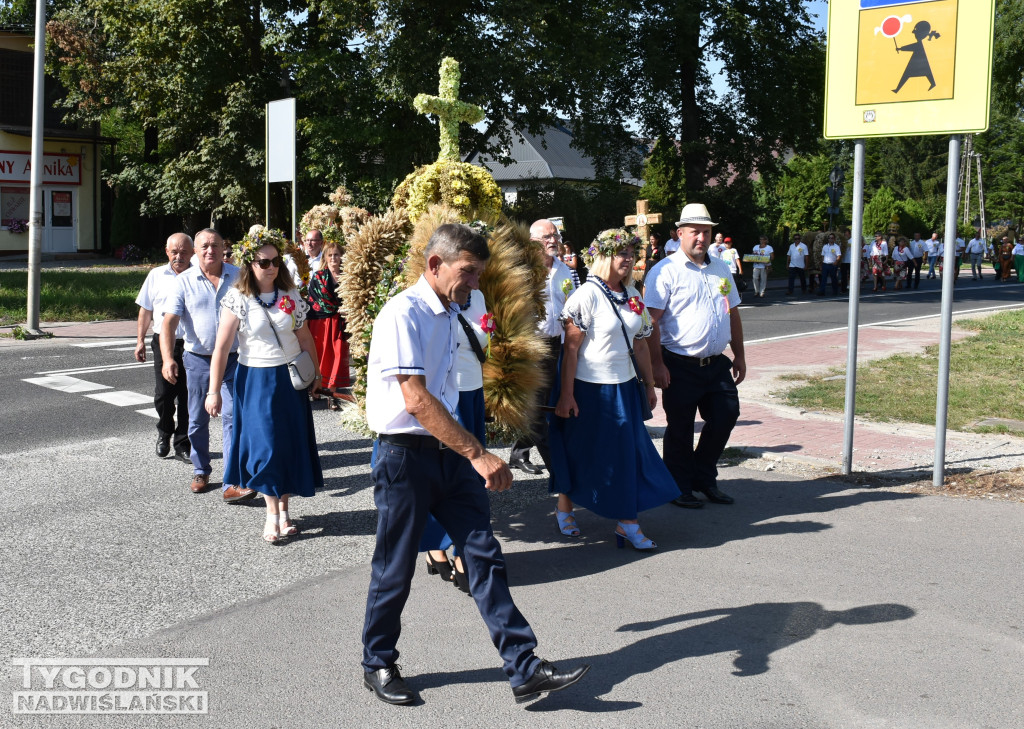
[824,0,994,139]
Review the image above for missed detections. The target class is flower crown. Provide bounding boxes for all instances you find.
[235,226,289,267]
[583,228,642,266]
[467,220,494,238]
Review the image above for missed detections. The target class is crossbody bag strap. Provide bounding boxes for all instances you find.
[588,280,644,382]
[456,313,487,364]
[257,299,287,353]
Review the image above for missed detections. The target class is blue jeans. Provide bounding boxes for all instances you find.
[927,255,938,276]
[183,350,237,489]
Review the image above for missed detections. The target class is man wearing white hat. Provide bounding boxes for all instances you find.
[643,203,746,509]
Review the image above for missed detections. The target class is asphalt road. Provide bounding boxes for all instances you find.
[5,279,1022,456]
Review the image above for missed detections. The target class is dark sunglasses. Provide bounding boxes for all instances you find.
[253,256,283,269]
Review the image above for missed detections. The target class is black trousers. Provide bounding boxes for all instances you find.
[510,336,562,467]
[910,257,923,288]
[660,350,740,495]
[787,267,806,293]
[151,334,190,451]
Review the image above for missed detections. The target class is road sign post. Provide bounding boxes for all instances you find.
[824,0,995,479]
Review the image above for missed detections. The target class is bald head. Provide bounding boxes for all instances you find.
[165,233,193,274]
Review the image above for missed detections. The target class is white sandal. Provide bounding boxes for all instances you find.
[263,514,281,544]
[279,510,299,537]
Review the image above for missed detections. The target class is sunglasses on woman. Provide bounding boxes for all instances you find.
[253,256,283,269]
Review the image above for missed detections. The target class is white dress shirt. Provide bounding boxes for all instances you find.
[644,253,741,359]
[167,263,241,355]
[135,263,188,338]
[455,290,489,392]
[366,276,459,435]
[539,258,574,339]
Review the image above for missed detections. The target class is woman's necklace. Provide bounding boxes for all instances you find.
[256,287,279,308]
[591,275,628,305]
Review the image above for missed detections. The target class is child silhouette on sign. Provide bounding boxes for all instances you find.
[893,20,941,94]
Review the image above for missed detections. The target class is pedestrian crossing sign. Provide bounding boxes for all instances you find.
[824,0,995,139]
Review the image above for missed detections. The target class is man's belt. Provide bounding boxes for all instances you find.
[662,348,720,367]
[378,433,448,450]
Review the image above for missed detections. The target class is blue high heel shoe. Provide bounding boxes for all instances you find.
[556,510,581,537]
[615,522,656,550]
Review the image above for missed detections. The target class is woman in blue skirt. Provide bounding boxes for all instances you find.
[548,228,679,550]
[207,228,324,543]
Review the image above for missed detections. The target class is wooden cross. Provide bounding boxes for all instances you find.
[625,199,663,240]
[624,199,663,281]
[413,57,486,163]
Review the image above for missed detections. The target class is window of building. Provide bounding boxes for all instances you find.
[1,186,30,229]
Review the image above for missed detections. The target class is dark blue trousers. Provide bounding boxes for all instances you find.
[362,442,540,687]
[660,351,740,495]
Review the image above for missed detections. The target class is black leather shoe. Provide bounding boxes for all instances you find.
[173,449,192,465]
[512,660,589,704]
[509,459,544,475]
[698,486,735,504]
[156,434,170,458]
[363,665,416,705]
[671,492,703,509]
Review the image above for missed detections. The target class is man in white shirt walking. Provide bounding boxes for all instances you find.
[818,233,842,296]
[967,231,987,280]
[786,233,809,295]
[508,219,574,475]
[135,233,194,462]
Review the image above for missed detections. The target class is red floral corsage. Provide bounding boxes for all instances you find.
[628,296,645,315]
[480,312,496,358]
[278,296,296,314]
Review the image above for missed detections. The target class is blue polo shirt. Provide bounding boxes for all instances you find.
[167,263,240,355]
[366,275,459,435]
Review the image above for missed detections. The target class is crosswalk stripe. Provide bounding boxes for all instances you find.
[23,375,112,393]
[135,408,160,419]
[84,391,154,407]
[72,339,138,348]
[35,362,149,376]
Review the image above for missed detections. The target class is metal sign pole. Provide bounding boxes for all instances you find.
[842,139,866,475]
[24,0,47,337]
[265,104,270,227]
[934,134,961,488]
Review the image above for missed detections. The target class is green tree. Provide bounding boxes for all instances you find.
[616,0,825,199]
[775,153,832,233]
[863,186,898,237]
[637,135,684,215]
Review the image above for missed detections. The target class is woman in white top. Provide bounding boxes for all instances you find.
[891,237,912,289]
[419,286,491,594]
[869,234,891,291]
[547,229,679,550]
[207,229,324,544]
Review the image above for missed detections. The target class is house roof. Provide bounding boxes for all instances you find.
[465,121,600,183]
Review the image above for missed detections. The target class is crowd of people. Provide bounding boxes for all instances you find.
[132,202,748,705]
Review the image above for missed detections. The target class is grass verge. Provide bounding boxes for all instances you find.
[784,309,1024,430]
[0,270,149,326]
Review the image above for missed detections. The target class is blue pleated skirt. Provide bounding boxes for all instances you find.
[548,378,679,520]
[225,364,324,498]
[418,387,485,553]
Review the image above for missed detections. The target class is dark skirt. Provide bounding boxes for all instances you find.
[548,378,679,520]
[225,364,323,498]
[418,388,485,553]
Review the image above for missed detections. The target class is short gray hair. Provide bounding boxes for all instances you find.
[425,223,490,263]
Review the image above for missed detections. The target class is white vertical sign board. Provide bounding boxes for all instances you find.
[267,99,295,183]
[266,98,296,237]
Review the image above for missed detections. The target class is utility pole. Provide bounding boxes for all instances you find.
[24,0,48,338]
